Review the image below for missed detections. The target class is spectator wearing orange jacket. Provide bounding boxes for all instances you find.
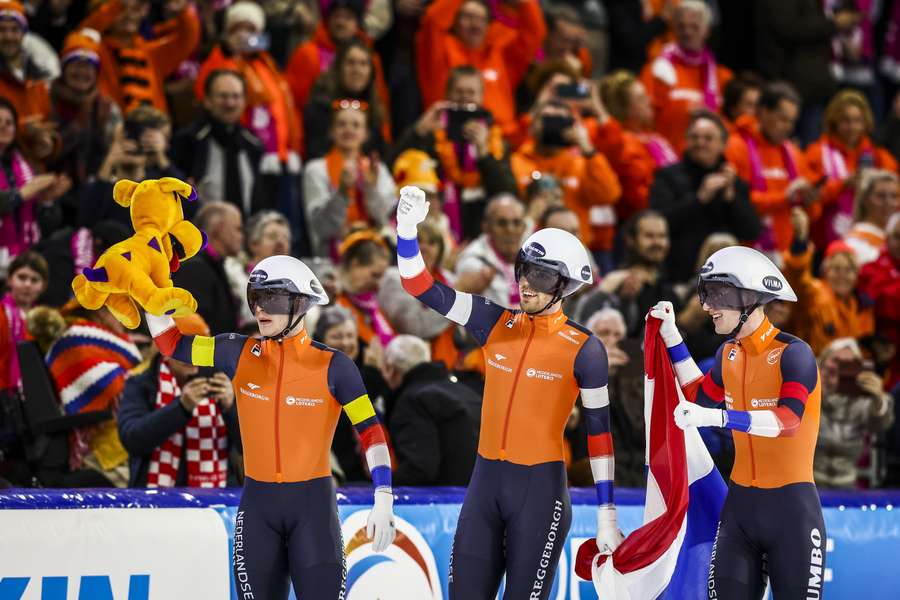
[511,100,621,263]
[783,207,873,356]
[640,0,732,153]
[0,0,57,160]
[196,1,305,245]
[598,70,679,223]
[285,0,390,114]
[805,90,898,248]
[79,0,200,113]
[725,82,818,254]
[416,0,546,140]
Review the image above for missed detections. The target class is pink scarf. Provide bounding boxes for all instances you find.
[2,293,25,391]
[659,43,720,111]
[487,239,520,307]
[346,290,395,347]
[639,132,679,168]
[825,0,876,72]
[821,140,875,244]
[0,150,38,265]
[882,0,900,82]
[146,361,229,488]
[742,131,798,252]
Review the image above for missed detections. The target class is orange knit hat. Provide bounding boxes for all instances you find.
[61,28,102,69]
[0,0,27,30]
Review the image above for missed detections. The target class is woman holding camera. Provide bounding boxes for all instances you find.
[814,337,893,488]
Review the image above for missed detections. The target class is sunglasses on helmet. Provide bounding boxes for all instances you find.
[247,289,314,316]
[697,280,754,310]
[514,259,564,295]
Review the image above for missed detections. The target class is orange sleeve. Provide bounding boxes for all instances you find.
[580,152,622,207]
[877,147,899,173]
[416,0,464,108]
[499,0,547,88]
[781,245,820,308]
[592,121,652,216]
[510,150,534,194]
[578,46,593,78]
[286,42,320,109]
[146,5,201,78]
[78,0,123,34]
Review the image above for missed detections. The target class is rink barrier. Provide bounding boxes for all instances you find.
[1,487,898,599]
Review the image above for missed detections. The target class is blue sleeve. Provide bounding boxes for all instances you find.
[214,334,246,379]
[327,350,369,405]
[574,335,609,389]
[117,370,191,456]
[778,340,818,419]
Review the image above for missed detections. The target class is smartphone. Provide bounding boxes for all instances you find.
[539,114,575,147]
[243,32,270,52]
[123,120,145,143]
[858,153,875,169]
[835,359,874,396]
[444,105,492,142]
[556,82,590,100]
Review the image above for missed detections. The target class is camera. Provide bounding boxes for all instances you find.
[539,114,575,147]
[555,82,590,100]
[444,104,492,143]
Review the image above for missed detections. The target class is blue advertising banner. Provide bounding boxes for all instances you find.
[2,488,899,599]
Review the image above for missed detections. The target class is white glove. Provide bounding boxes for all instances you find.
[596,506,625,555]
[366,490,396,553]
[673,401,725,430]
[648,301,683,348]
[396,185,430,239]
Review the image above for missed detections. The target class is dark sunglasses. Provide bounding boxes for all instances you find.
[697,280,750,310]
[247,290,314,316]
[515,260,564,295]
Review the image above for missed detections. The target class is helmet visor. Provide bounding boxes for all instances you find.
[515,259,564,295]
[697,280,754,310]
[247,289,314,316]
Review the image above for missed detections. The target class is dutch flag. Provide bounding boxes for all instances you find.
[575,317,728,598]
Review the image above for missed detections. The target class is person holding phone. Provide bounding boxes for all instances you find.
[392,65,517,241]
[814,337,893,488]
[805,90,898,248]
[118,313,239,489]
[148,254,396,599]
[511,99,621,269]
[195,1,304,221]
[782,207,873,355]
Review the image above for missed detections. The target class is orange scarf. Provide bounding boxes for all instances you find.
[433,125,505,189]
[325,148,371,226]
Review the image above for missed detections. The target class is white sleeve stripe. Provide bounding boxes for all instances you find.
[445,291,473,325]
[365,443,392,469]
[673,358,703,387]
[398,253,427,279]
[581,386,609,409]
[590,456,615,482]
[748,411,782,438]
[146,313,177,337]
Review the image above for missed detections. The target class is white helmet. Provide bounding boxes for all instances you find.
[248,255,329,305]
[516,228,592,298]
[699,246,797,303]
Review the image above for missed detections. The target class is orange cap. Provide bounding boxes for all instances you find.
[393,149,440,194]
[61,29,102,68]
[0,0,27,29]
